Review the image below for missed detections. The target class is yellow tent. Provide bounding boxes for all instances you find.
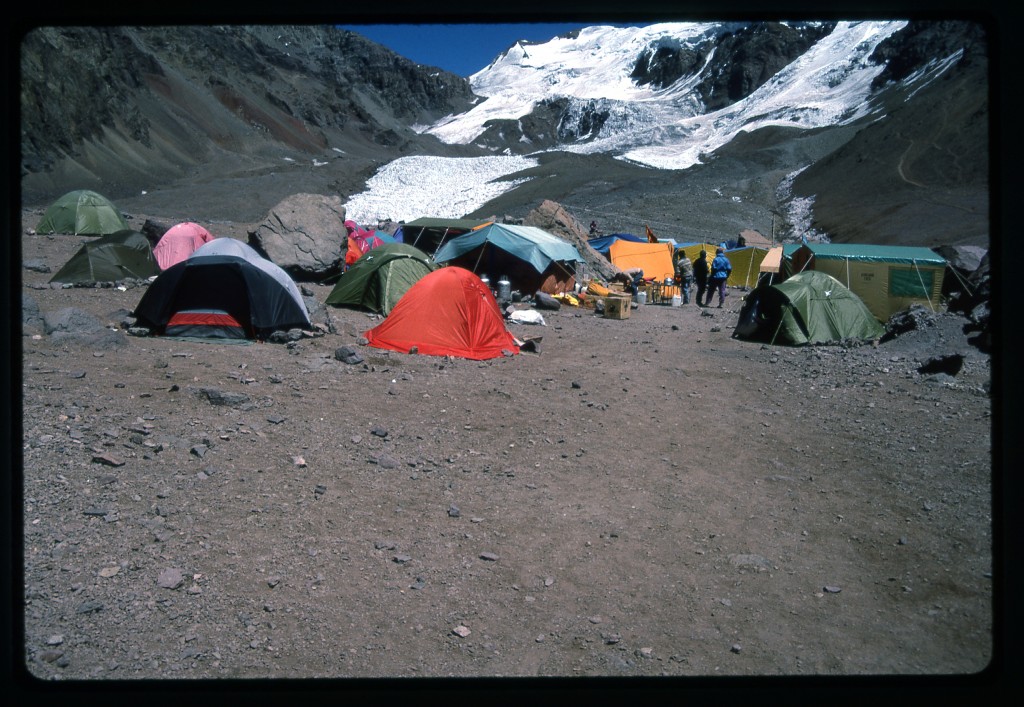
[608,239,675,281]
[724,247,769,288]
[791,243,947,321]
[676,243,718,264]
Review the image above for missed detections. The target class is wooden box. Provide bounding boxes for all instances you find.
[603,295,631,319]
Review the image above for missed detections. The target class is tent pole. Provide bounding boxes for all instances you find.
[433,228,452,258]
[945,262,975,297]
[471,242,487,275]
[912,259,936,311]
[769,313,786,346]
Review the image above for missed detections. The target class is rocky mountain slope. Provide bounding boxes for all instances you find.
[16,20,990,248]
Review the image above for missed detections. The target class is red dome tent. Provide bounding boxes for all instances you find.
[364,267,519,360]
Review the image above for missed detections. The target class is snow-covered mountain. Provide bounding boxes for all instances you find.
[426,21,907,170]
[18,21,989,247]
[344,18,987,247]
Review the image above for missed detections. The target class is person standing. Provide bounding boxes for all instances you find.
[704,247,732,308]
[674,249,694,304]
[693,249,710,307]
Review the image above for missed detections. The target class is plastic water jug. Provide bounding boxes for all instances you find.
[497,275,511,301]
[671,293,682,307]
[480,274,490,290]
[636,290,647,305]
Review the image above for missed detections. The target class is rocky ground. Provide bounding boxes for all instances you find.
[12,200,998,700]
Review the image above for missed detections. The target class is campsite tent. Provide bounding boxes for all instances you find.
[434,223,584,295]
[134,238,311,339]
[325,243,437,315]
[401,217,492,256]
[788,243,947,322]
[36,190,129,235]
[152,222,216,270]
[363,266,519,360]
[673,242,720,269]
[757,245,785,286]
[50,230,160,284]
[587,233,647,256]
[607,239,675,282]
[723,246,770,289]
[344,220,396,268]
[734,270,885,346]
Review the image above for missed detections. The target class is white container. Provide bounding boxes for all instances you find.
[671,294,682,307]
[635,290,647,305]
[497,276,511,301]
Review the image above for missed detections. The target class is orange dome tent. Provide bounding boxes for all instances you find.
[364,267,519,360]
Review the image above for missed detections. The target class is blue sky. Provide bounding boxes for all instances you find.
[341,23,636,77]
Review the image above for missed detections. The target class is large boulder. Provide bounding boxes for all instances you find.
[248,194,348,280]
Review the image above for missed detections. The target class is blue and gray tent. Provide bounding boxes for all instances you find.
[434,223,584,295]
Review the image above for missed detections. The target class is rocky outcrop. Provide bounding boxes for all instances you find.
[522,200,621,284]
[247,194,348,280]
[629,22,835,109]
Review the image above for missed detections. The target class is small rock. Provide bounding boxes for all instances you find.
[157,568,184,589]
[334,346,364,365]
[479,552,499,562]
[730,644,742,654]
[448,504,461,518]
[823,585,842,593]
[76,600,103,614]
[452,625,471,638]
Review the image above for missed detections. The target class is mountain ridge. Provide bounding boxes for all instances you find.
[16,20,990,248]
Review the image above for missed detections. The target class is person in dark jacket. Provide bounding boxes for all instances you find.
[674,250,694,304]
[693,249,710,306]
[704,247,732,307]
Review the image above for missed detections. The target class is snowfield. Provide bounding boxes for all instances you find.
[343,155,539,223]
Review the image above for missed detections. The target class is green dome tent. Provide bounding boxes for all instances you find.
[734,270,885,345]
[50,230,160,284]
[36,190,130,235]
[325,243,436,315]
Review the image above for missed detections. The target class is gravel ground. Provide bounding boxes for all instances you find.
[13,207,996,699]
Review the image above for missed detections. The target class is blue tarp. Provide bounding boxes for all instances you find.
[587,233,646,255]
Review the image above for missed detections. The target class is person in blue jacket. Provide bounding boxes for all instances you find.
[703,247,732,308]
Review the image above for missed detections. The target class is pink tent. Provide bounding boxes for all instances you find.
[153,222,215,270]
